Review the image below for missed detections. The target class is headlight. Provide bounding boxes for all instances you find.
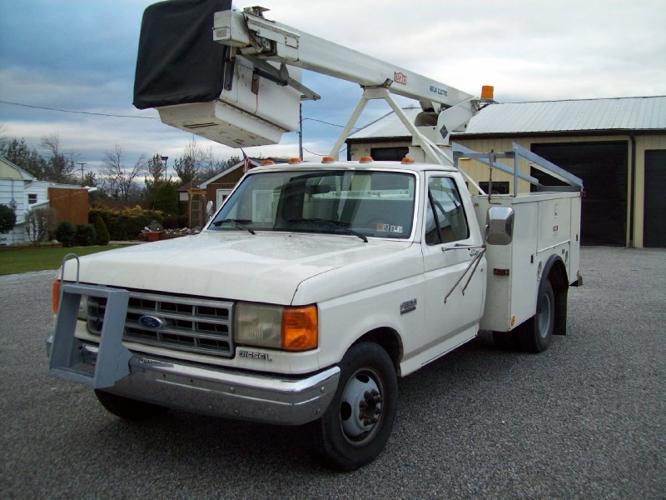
[235,303,283,349]
[235,303,318,351]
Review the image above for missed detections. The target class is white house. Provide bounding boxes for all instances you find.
[0,156,92,245]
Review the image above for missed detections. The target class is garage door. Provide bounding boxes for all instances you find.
[531,142,628,246]
[370,147,409,161]
[644,150,666,247]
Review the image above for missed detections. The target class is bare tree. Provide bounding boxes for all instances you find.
[146,153,166,186]
[41,135,77,184]
[24,207,57,245]
[81,171,97,187]
[102,146,145,201]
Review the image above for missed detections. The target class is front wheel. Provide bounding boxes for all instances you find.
[313,342,398,471]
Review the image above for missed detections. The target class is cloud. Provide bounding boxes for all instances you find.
[1,0,665,167]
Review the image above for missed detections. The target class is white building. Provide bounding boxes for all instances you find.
[0,156,91,245]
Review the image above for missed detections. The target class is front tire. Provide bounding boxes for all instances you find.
[518,280,555,353]
[95,390,167,420]
[313,342,398,471]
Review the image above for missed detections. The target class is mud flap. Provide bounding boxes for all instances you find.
[49,284,130,389]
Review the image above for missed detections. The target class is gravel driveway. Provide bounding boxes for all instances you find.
[1,247,664,498]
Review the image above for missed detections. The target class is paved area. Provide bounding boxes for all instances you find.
[1,248,664,498]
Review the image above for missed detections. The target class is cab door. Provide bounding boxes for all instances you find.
[421,173,485,358]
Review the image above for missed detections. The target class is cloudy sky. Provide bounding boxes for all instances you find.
[1,0,665,172]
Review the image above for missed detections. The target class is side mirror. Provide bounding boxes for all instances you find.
[206,200,214,219]
[486,206,514,245]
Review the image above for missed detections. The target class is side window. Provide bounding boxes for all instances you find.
[427,177,469,244]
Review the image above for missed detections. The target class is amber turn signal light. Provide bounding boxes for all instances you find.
[282,305,318,351]
[52,279,61,314]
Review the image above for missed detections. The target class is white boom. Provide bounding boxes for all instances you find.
[152,5,488,167]
[214,8,473,111]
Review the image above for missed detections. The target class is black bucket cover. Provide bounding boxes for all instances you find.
[133,0,232,110]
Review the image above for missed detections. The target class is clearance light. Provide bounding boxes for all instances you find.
[287,157,302,164]
[359,156,373,164]
[481,85,494,100]
[282,305,318,351]
[321,156,335,164]
[52,279,61,314]
[401,156,415,164]
[261,159,275,166]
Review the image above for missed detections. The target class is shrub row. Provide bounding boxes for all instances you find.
[89,206,164,241]
[55,222,101,247]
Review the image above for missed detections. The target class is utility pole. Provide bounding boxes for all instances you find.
[298,102,303,160]
[161,155,169,179]
[77,162,86,184]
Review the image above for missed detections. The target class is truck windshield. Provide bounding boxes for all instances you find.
[209,170,416,239]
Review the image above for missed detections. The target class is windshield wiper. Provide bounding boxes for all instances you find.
[286,218,368,243]
[212,218,255,235]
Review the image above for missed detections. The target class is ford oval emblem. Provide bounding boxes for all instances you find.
[138,315,165,330]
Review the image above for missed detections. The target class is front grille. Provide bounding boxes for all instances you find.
[86,291,234,357]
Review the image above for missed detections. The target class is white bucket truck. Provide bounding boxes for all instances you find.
[48,1,582,470]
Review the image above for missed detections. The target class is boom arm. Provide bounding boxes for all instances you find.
[214,8,473,112]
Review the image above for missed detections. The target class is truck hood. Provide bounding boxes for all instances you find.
[62,231,413,304]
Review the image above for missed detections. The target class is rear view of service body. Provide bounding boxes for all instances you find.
[48,0,583,470]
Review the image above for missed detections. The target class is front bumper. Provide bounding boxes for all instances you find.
[47,339,340,426]
[47,282,339,426]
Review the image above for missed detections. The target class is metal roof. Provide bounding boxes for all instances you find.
[461,96,666,136]
[346,96,666,141]
[347,107,421,140]
[0,156,36,181]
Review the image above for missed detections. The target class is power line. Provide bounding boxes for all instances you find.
[0,99,371,131]
[303,145,347,157]
[302,116,361,131]
[0,99,157,120]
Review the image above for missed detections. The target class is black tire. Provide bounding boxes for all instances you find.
[518,280,555,353]
[313,342,398,471]
[95,390,167,420]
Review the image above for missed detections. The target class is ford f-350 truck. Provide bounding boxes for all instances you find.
[47,1,582,471]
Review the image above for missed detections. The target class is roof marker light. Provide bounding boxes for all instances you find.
[287,157,301,164]
[261,159,275,166]
[321,156,335,164]
[401,156,415,164]
[359,156,373,164]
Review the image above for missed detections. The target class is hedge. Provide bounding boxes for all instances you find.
[89,206,164,241]
[55,221,76,247]
[75,224,97,246]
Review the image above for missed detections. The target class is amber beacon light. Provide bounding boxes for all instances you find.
[481,85,494,100]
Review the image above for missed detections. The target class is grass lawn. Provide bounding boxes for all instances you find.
[0,245,127,276]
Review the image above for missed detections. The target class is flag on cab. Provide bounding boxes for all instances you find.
[241,149,252,173]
